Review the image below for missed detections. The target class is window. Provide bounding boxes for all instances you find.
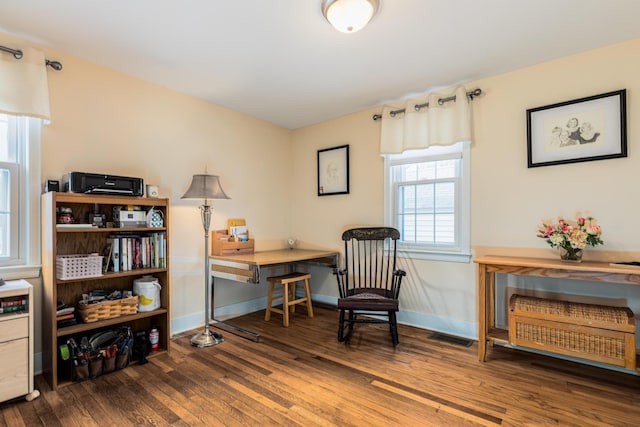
[0,113,41,278]
[384,142,471,262]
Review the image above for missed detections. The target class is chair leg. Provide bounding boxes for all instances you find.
[389,311,399,345]
[303,278,314,318]
[282,282,290,327]
[265,281,275,321]
[289,281,296,314]
[337,309,346,341]
[347,310,355,336]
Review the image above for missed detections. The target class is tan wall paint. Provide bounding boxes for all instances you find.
[4,29,640,346]
[292,37,640,336]
[1,31,293,349]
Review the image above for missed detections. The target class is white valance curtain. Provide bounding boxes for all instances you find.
[379,85,471,154]
[0,46,51,120]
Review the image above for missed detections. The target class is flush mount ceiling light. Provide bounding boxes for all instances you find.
[321,0,380,33]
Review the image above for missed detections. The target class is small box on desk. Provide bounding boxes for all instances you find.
[211,229,254,256]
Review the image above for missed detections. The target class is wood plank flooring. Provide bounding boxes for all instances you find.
[2,306,640,426]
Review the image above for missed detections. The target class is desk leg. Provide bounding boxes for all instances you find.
[477,263,488,362]
[209,274,262,342]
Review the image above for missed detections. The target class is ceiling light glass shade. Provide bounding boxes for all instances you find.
[181,174,230,201]
[322,0,380,33]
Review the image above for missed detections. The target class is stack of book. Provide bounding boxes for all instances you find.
[56,303,77,328]
[0,296,27,314]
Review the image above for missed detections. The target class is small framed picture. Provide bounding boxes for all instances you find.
[526,89,627,168]
[317,144,349,196]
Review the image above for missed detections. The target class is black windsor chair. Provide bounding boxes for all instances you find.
[334,227,406,345]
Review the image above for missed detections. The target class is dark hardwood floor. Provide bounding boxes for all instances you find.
[2,306,640,426]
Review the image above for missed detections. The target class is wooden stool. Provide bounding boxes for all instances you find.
[265,272,314,327]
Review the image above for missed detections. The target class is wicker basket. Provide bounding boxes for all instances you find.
[509,295,636,369]
[77,296,139,323]
[56,254,104,280]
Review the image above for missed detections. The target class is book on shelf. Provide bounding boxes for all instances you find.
[102,241,113,273]
[56,306,75,316]
[1,296,27,306]
[56,313,75,321]
[126,238,133,271]
[0,304,27,314]
[57,317,77,328]
[107,237,120,272]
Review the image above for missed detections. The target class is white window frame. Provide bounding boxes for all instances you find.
[0,114,41,279]
[0,161,20,262]
[384,141,471,263]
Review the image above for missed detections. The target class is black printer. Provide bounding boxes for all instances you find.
[63,172,144,196]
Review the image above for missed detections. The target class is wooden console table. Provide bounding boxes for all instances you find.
[475,255,640,370]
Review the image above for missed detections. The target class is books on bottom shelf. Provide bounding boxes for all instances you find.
[56,303,77,327]
[103,232,166,273]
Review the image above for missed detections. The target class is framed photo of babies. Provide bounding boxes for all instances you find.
[526,89,626,168]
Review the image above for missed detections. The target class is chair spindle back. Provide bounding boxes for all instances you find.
[339,227,400,299]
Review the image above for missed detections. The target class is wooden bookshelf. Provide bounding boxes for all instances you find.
[41,192,171,389]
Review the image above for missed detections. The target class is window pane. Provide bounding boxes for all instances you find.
[0,168,9,258]
[395,178,456,245]
[417,162,436,180]
[0,168,9,211]
[403,163,418,181]
[397,185,415,241]
[0,213,8,257]
[435,159,457,179]
[0,115,9,161]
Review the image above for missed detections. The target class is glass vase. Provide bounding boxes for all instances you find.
[559,247,583,262]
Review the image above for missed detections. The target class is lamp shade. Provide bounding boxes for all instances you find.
[181,174,230,201]
[322,0,380,33]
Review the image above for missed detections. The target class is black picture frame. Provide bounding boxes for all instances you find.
[317,144,349,196]
[526,89,627,168]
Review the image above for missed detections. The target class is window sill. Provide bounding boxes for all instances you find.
[397,248,471,263]
[0,265,41,281]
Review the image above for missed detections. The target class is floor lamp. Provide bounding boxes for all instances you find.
[181,173,230,347]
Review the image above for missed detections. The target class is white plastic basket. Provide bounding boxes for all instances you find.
[56,254,104,280]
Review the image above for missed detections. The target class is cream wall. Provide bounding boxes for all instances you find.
[1,31,293,357]
[4,29,640,360]
[40,47,294,333]
[292,37,640,339]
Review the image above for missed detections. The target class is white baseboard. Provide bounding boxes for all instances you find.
[171,296,269,335]
[172,293,476,341]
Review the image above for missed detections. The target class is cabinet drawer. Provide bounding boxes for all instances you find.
[0,338,28,402]
[0,317,28,342]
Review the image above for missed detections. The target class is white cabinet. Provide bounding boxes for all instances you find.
[0,279,39,402]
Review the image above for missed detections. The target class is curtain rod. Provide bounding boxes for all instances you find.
[372,88,482,121]
[0,45,63,71]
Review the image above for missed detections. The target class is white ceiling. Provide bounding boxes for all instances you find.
[2,0,640,129]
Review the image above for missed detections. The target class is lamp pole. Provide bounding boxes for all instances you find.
[181,173,229,347]
[190,203,224,347]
